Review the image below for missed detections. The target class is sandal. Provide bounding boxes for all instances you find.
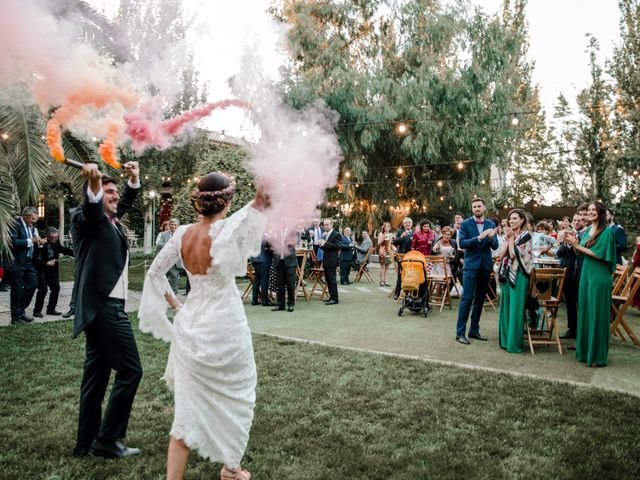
[221,465,252,480]
[379,282,384,287]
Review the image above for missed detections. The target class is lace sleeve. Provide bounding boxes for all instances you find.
[138,226,186,342]
[212,202,268,278]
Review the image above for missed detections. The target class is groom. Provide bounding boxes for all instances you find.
[71,162,143,458]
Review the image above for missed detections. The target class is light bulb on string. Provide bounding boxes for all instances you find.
[436,181,443,188]
[456,161,464,171]
[345,171,351,178]
[396,122,409,135]
[397,166,404,175]
[511,116,519,127]
[395,182,400,188]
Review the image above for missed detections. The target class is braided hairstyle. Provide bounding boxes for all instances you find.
[190,172,236,216]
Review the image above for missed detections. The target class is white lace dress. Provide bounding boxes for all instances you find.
[138,203,267,468]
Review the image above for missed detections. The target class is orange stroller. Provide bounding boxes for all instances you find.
[398,250,430,317]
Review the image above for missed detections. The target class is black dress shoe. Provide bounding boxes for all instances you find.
[62,310,75,319]
[10,317,26,325]
[456,335,471,345]
[89,439,141,458]
[468,333,488,341]
[325,300,339,305]
[559,330,576,339]
[32,311,43,318]
[21,314,34,323]
[271,306,285,311]
[47,310,63,316]
[287,305,294,312]
[262,301,273,307]
[251,301,260,306]
[72,447,90,457]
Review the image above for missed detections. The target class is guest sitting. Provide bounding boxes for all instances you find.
[354,231,373,270]
[565,201,617,367]
[533,221,558,257]
[339,227,355,285]
[497,209,533,353]
[33,227,74,317]
[432,226,457,277]
[411,219,436,256]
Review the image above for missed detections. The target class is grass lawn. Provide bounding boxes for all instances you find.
[1,317,640,479]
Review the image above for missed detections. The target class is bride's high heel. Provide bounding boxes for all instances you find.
[221,465,251,480]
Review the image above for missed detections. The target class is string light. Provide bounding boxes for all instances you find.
[510,116,519,126]
[345,171,351,178]
[396,123,409,135]
[395,182,400,188]
[456,161,464,170]
[1,133,9,140]
[396,166,404,175]
[91,136,98,142]
[436,181,444,187]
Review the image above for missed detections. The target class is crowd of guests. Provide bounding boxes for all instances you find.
[3,197,639,371]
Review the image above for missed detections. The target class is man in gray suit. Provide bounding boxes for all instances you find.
[156,218,181,293]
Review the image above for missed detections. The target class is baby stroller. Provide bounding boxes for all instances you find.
[398,250,430,317]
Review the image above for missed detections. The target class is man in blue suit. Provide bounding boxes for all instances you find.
[455,198,498,345]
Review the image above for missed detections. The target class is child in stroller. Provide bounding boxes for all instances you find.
[398,250,430,317]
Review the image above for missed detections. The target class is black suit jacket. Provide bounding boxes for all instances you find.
[71,183,139,338]
[6,218,36,272]
[33,241,74,273]
[556,243,579,283]
[321,230,342,268]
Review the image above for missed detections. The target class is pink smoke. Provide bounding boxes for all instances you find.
[124,99,251,153]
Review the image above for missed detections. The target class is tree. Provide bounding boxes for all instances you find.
[574,35,620,205]
[610,0,640,232]
[272,0,534,225]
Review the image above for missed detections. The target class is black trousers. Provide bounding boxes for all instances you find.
[275,260,296,307]
[34,269,60,313]
[252,261,271,304]
[563,275,579,334]
[75,298,143,451]
[6,263,37,320]
[340,260,352,283]
[324,265,338,302]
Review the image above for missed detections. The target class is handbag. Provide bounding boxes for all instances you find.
[497,259,509,284]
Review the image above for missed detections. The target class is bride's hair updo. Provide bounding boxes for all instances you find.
[190,172,236,216]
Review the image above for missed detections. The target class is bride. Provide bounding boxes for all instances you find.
[138,172,268,480]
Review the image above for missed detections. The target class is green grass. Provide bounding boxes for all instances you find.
[1,318,640,479]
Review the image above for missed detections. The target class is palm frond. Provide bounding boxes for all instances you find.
[0,92,51,205]
[0,147,18,261]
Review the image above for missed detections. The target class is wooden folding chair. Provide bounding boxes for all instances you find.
[309,267,328,300]
[524,267,566,355]
[354,247,374,283]
[610,267,640,346]
[424,255,452,311]
[612,264,630,296]
[295,250,309,301]
[483,268,499,311]
[241,263,255,302]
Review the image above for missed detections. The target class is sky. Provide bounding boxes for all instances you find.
[88,0,621,137]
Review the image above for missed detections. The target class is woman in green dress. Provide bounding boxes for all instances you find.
[498,209,533,353]
[566,201,616,367]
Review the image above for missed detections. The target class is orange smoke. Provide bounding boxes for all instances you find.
[46,119,65,163]
[99,123,122,169]
[46,85,137,165]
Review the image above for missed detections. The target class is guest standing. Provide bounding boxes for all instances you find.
[251,238,273,306]
[556,212,584,339]
[566,202,617,367]
[339,227,355,284]
[6,207,41,325]
[319,219,341,305]
[411,219,436,256]
[392,217,414,298]
[156,218,181,294]
[455,198,498,344]
[606,208,628,265]
[497,209,532,353]
[272,235,297,313]
[377,222,393,287]
[33,227,74,317]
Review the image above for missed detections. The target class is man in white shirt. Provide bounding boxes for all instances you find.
[71,162,142,459]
